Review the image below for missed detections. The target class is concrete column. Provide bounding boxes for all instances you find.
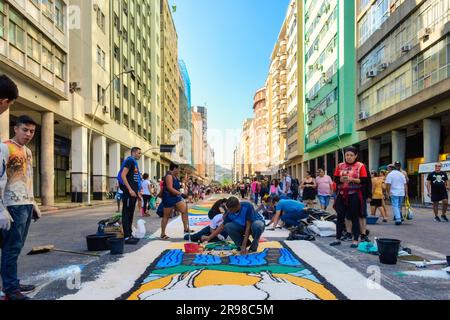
[40,112,54,206]
[123,148,131,162]
[0,108,9,141]
[92,135,107,200]
[108,142,121,192]
[151,159,157,180]
[323,154,328,173]
[368,138,381,172]
[423,118,441,163]
[392,130,406,167]
[138,154,145,174]
[71,126,88,203]
[144,157,151,176]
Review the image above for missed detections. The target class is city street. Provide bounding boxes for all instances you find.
[2,196,448,300]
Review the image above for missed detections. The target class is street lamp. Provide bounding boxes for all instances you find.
[87,68,134,206]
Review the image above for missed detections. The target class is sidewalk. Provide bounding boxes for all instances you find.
[37,200,116,213]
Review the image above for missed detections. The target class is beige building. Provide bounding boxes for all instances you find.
[253,87,269,175]
[0,0,69,206]
[266,18,288,176]
[191,110,205,181]
[1,0,171,204]
[284,0,305,180]
[160,0,179,172]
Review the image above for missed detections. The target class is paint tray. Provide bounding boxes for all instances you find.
[184,243,201,253]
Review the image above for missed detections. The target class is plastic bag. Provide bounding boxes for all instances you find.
[132,219,146,239]
[404,197,414,220]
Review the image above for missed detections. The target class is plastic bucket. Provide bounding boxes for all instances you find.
[108,237,124,255]
[366,216,379,225]
[184,243,200,253]
[86,233,117,251]
[377,238,401,265]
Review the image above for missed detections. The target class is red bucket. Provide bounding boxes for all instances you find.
[184,243,201,253]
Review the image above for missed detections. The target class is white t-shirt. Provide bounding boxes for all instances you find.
[141,180,151,195]
[386,170,407,197]
[210,214,224,230]
[283,175,292,194]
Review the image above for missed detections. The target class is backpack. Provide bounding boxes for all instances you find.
[291,179,299,193]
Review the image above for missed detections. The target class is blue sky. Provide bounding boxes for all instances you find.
[170,0,290,168]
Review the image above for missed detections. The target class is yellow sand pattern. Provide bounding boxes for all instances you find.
[194,270,260,287]
[127,274,175,300]
[274,273,337,300]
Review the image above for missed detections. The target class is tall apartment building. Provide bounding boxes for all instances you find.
[160,0,179,172]
[191,110,205,181]
[266,20,288,176]
[177,60,191,166]
[284,0,306,180]
[67,0,163,202]
[252,87,269,175]
[303,0,362,175]
[356,0,450,202]
[0,0,69,206]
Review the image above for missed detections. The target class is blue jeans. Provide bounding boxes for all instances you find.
[318,195,331,208]
[391,196,404,222]
[253,193,259,205]
[1,205,33,293]
[224,220,265,251]
[281,210,309,227]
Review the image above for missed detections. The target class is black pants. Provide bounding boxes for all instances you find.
[334,193,361,241]
[122,193,138,238]
[142,195,151,211]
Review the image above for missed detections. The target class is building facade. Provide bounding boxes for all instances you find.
[160,0,179,173]
[303,0,363,175]
[252,87,269,175]
[356,0,450,202]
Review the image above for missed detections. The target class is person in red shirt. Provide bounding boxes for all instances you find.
[330,146,370,248]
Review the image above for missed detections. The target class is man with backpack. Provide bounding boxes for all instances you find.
[117,147,142,244]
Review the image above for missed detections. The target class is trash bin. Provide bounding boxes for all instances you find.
[108,237,124,255]
[377,238,401,265]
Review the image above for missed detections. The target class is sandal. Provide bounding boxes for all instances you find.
[160,235,170,240]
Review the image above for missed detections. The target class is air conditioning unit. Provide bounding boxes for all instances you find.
[418,27,432,39]
[359,111,370,120]
[319,109,326,116]
[322,76,332,84]
[378,63,389,71]
[305,97,311,103]
[366,70,376,78]
[401,44,412,53]
[307,120,313,125]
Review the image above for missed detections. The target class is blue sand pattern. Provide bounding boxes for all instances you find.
[229,249,268,266]
[193,254,222,265]
[289,271,321,283]
[279,248,302,266]
[156,250,184,268]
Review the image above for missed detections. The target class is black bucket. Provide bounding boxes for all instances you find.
[86,233,117,251]
[108,237,124,255]
[377,238,401,265]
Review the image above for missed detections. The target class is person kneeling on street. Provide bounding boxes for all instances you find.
[266,196,308,230]
[211,197,265,254]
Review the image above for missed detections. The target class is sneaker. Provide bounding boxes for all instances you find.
[342,234,353,242]
[5,289,31,301]
[441,215,449,222]
[382,219,388,223]
[329,241,341,246]
[19,284,36,293]
[361,235,370,242]
[125,237,139,245]
[395,221,402,226]
[434,216,442,222]
[350,243,358,249]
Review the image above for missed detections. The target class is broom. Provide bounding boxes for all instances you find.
[28,245,101,257]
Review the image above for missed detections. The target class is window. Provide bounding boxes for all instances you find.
[55,0,65,31]
[42,0,54,19]
[123,85,128,100]
[54,47,65,78]
[9,10,25,50]
[114,14,120,34]
[0,0,5,39]
[27,33,40,62]
[114,45,119,61]
[97,46,105,68]
[42,38,53,70]
[97,85,105,105]
[96,8,105,33]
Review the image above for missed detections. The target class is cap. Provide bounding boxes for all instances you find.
[394,161,401,166]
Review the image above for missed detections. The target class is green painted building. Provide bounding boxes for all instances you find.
[303,0,363,172]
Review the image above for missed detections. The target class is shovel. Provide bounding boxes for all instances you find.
[28,245,101,257]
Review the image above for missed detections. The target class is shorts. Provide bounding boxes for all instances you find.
[370,199,382,207]
[431,189,449,203]
[318,195,331,207]
[163,196,184,208]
